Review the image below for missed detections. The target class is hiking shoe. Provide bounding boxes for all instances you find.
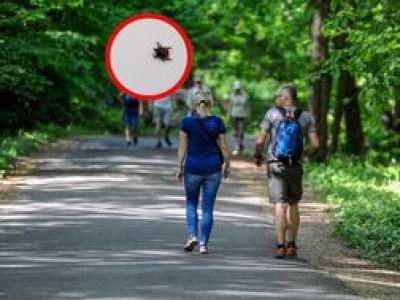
[199,245,208,254]
[183,237,198,252]
[164,136,172,147]
[286,242,297,258]
[155,142,162,149]
[275,245,286,259]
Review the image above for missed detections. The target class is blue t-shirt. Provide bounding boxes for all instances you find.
[121,94,139,110]
[180,115,226,175]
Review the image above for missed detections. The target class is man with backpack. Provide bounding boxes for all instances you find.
[253,85,319,259]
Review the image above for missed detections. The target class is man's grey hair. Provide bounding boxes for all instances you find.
[280,84,298,104]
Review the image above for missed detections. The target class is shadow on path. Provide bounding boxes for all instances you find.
[0,136,361,299]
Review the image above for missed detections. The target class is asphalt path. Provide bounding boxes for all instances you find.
[0,136,361,299]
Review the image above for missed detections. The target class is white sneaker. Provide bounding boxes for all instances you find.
[199,245,208,254]
[183,237,198,252]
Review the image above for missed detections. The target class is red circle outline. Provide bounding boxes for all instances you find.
[105,13,192,101]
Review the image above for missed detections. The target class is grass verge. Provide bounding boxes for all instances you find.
[0,124,95,179]
[304,156,400,269]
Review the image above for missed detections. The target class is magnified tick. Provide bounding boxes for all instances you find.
[153,42,172,61]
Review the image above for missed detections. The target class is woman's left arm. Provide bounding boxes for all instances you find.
[218,133,231,178]
[176,130,188,180]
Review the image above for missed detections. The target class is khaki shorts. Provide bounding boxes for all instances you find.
[267,162,303,204]
[153,107,172,124]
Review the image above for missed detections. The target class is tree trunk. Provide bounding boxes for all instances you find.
[341,71,364,154]
[393,95,400,132]
[333,29,364,155]
[309,0,331,161]
[331,91,343,154]
[331,32,347,154]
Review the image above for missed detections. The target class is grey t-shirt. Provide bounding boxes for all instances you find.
[259,106,316,161]
[229,91,249,117]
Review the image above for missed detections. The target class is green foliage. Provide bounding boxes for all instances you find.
[304,156,400,269]
[1,0,398,152]
[185,0,311,133]
[0,124,91,177]
[364,124,400,164]
[324,1,400,106]
[0,0,122,134]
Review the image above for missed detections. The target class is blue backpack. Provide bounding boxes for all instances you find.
[272,107,303,165]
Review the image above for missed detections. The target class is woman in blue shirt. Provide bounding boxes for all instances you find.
[176,91,230,254]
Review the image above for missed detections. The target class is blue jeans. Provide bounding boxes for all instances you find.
[184,171,222,246]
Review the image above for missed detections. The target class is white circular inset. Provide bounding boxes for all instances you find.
[105,14,192,101]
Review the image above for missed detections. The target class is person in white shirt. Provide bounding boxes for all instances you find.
[185,76,213,115]
[153,95,173,148]
[227,80,250,155]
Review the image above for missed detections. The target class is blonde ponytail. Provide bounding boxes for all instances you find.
[198,102,207,114]
[194,91,211,117]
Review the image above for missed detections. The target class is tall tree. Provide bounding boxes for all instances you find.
[325,0,400,157]
[309,0,331,161]
[332,32,364,154]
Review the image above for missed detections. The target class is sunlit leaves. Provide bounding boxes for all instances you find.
[324,0,400,107]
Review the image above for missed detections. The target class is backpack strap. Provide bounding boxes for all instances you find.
[294,108,303,119]
[275,106,303,119]
[275,106,286,119]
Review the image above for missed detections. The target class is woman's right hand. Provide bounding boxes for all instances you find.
[223,165,230,179]
[176,168,183,181]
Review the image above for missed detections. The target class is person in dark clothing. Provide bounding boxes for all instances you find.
[118,92,143,147]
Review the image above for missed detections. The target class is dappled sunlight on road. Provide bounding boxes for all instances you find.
[0,136,363,299]
[0,243,357,299]
[336,273,400,288]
